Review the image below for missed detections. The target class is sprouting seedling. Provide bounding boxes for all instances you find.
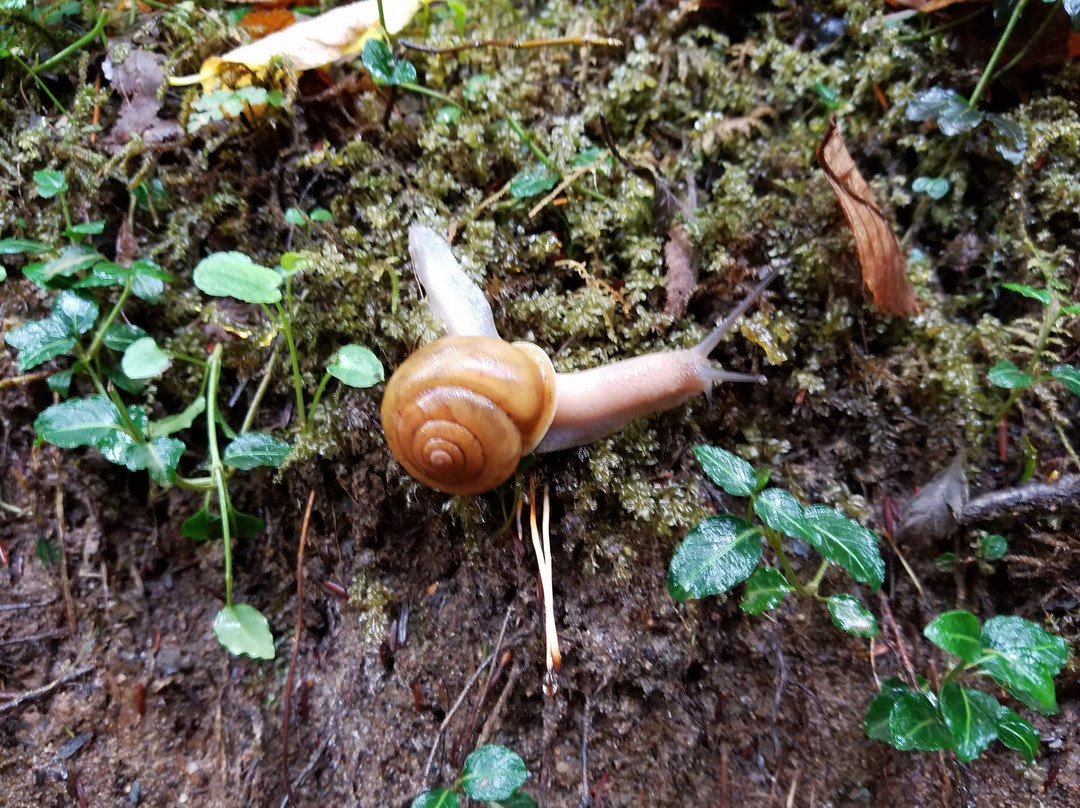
[32,170,106,243]
[668,444,884,638]
[866,610,1068,764]
[411,744,534,808]
[284,206,333,239]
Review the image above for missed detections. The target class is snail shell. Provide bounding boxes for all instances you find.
[380,335,557,495]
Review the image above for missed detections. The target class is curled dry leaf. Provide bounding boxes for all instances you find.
[816,117,918,316]
[102,46,182,150]
[172,0,423,90]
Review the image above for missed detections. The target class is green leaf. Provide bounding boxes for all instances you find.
[979,533,1009,561]
[813,80,840,110]
[97,405,148,465]
[327,344,384,388]
[752,487,812,540]
[1001,282,1051,305]
[34,395,121,448]
[123,436,184,485]
[996,707,1039,765]
[52,290,98,335]
[939,683,1001,762]
[0,266,5,281]
[131,258,169,303]
[105,363,147,395]
[4,317,74,370]
[222,432,290,469]
[65,220,105,237]
[986,113,1027,165]
[122,337,172,379]
[865,679,911,743]
[213,603,275,659]
[193,252,282,304]
[0,237,50,254]
[740,566,792,614]
[692,445,757,497]
[912,176,950,199]
[988,360,1032,389]
[149,397,206,438]
[460,745,528,802]
[74,261,131,288]
[1049,364,1080,396]
[24,245,102,287]
[934,552,959,572]
[667,515,762,602]
[924,610,982,663]
[435,105,461,124]
[34,169,68,198]
[906,87,983,135]
[284,207,307,226]
[102,323,149,352]
[496,792,538,808]
[410,789,459,808]
[360,38,417,86]
[889,691,954,752]
[802,506,885,590]
[508,164,558,199]
[979,616,1069,714]
[1066,0,1080,24]
[48,369,74,396]
[826,594,878,637]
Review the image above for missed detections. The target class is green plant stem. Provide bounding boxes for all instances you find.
[399,81,460,108]
[988,0,1060,85]
[85,278,134,362]
[105,385,143,439]
[240,342,280,435]
[896,6,985,43]
[6,51,68,114]
[306,371,332,423]
[33,11,108,75]
[506,117,553,167]
[273,301,306,429]
[376,0,388,33]
[765,530,809,598]
[175,475,215,492]
[967,0,1030,109]
[206,344,234,606]
[806,559,830,597]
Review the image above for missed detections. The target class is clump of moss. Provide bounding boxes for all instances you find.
[346,571,395,648]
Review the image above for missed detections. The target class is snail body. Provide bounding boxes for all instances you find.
[380,226,776,495]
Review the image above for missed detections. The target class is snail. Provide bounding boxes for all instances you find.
[380,226,778,495]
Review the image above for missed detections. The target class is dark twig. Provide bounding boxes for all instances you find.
[283,490,316,796]
[961,475,1080,525]
[0,665,94,715]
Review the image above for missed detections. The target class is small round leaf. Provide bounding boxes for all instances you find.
[826,594,878,637]
[988,360,1032,390]
[460,745,528,802]
[924,610,982,663]
[327,345,384,388]
[213,603,275,659]
[410,789,459,808]
[740,566,792,614]
[193,252,282,304]
[122,337,172,379]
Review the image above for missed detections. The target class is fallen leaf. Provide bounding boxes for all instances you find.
[102,46,182,150]
[816,117,918,316]
[918,0,987,13]
[663,225,697,318]
[896,455,968,543]
[172,0,423,90]
[239,8,296,38]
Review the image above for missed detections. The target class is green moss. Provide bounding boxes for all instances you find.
[346,571,395,648]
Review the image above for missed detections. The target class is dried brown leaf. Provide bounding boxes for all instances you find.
[102,47,182,150]
[816,117,918,316]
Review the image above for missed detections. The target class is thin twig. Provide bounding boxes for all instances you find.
[0,665,94,715]
[282,490,316,796]
[476,662,520,750]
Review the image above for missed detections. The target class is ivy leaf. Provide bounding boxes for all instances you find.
[193,252,282,304]
[327,344,384,388]
[979,616,1069,714]
[924,610,982,663]
[889,691,954,752]
[692,445,757,497]
[996,707,1039,765]
[460,745,528,802]
[361,38,417,86]
[121,337,172,379]
[740,566,792,614]
[826,594,878,637]
[410,789,459,808]
[1049,365,1080,396]
[752,487,813,540]
[508,164,558,199]
[939,683,1000,762]
[668,515,762,602]
[222,432,290,469]
[988,360,1032,389]
[213,603,275,659]
[34,395,122,448]
[802,506,885,590]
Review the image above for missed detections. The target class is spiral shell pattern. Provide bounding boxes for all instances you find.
[380,336,557,495]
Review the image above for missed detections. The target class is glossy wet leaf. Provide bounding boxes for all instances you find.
[979,534,1009,561]
[102,323,150,352]
[495,792,538,808]
[979,616,1068,714]
[996,707,1039,764]
[35,395,121,448]
[24,245,102,288]
[213,603,275,659]
[740,566,792,614]
[4,317,75,370]
[912,176,949,199]
[752,487,812,540]
[986,113,1027,165]
[460,745,528,802]
[122,337,172,379]
[223,432,290,469]
[906,87,982,136]
[34,169,68,198]
[889,691,954,752]
[149,397,206,438]
[97,405,148,465]
[0,237,50,254]
[1001,282,1051,305]
[692,445,757,497]
[803,506,885,590]
[327,344,384,388]
[865,679,910,743]
[53,291,99,335]
[48,369,74,396]
[826,594,878,637]
[509,164,557,198]
[940,683,1000,762]
[361,38,417,86]
[988,360,1031,389]
[410,789,459,808]
[924,610,982,663]
[668,515,762,602]
[1049,364,1080,396]
[123,436,184,485]
[193,251,282,304]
